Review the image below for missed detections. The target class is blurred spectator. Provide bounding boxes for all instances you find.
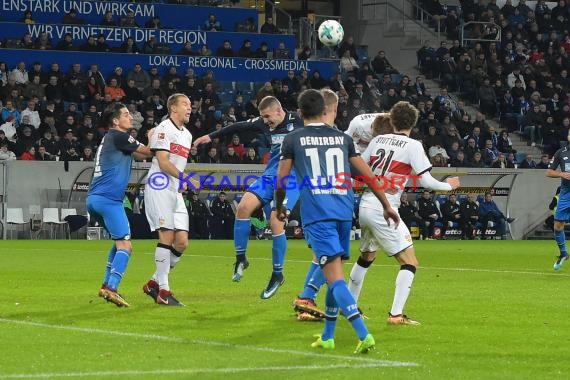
[260,16,279,34]
[242,147,259,164]
[188,192,210,239]
[0,142,17,161]
[62,9,84,25]
[340,50,359,73]
[143,37,159,54]
[398,192,427,238]
[81,146,95,161]
[199,44,213,56]
[497,130,514,154]
[471,151,485,168]
[21,33,34,49]
[519,154,537,169]
[491,153,515,169]
[21,100,41,130]
[203,146,219,163]
[274,42,290,59]
[237,40,254,58]
[35,32,52,50]
[203,14,222,31]
[536,154,551,169]
[179,42,197,56]
[96,35,111,53]
[210,192,234,239]
[256,42,270,58]
[120,11,139,27]
[56,33,75,51]
[20,146,36,160]
[11,62,29,86]
[216,40,235,57]
[22,10,35,24]
[441,194,461,233]
[145,16,162,29]
[479,192,515,239]
[101,11,116,27]
[1,101,21,126]
[105,78,126,101]
[127,64,151,92]
[337,36,358,60]
[459,193,479,239]
[120,37,140,54]
[371,50,397,75]
[222,146,241,164]
[35,145,53,161]
[417,190,441,239]
[298,45,312,60]
[79,35,98,52]
[0,117,17,142]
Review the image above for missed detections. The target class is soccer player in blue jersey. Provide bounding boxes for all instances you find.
[193,96,303,299]
[276,89,400,353]
[87,103,152,307]
[547,135,570,270]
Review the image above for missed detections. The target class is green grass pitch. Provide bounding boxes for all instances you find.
[0,239,568,379]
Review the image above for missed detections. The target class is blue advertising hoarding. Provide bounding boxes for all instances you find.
[0,49,339,82]
[0,0,257,31]
[1,22,296,53]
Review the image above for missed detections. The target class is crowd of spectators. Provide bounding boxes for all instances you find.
[414,0,570,168]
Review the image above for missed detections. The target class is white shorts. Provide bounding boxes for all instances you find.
[144,189,189,232]
[359,206,413,256]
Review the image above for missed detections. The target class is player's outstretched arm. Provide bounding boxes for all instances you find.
[193,118,264,148]
[349,155,400,228]
[132,144,153,161]
[275,159,293,222]
[546,169,570,180]
[417,171,460,190]
[193,134,212,147]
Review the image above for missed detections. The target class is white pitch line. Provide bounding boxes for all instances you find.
[9,249,568,277]
[0,318,418,368]
[0,363,405,379]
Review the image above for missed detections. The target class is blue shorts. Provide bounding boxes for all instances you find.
[555,197,570,222]
[86,194,131,240]
[304,220,352,267]
[247,174,300,210]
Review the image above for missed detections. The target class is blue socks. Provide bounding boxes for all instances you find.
[234,219,251,258]
[322,287,338,341]
[300,266,326,300]
[272,232,286,275]
[103,245,117,286]
[302,261,319,288]
[555,230,568,255]
[330,279,368,340]
[107,249,130,291]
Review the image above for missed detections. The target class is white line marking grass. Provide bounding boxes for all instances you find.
[0,363,405,379]
[0,318,418,379]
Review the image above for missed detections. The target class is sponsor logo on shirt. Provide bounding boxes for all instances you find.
[170,143,190,158]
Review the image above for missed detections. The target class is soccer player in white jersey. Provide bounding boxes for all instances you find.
[345,112,381,153]
[352,101,460,325]
[143,93,196,306]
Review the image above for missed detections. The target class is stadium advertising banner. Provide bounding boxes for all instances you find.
[0,0,257,30]
[3,22,296,53]
[0,49,339,82]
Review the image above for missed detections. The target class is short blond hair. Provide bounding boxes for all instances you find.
[371,113,393,137]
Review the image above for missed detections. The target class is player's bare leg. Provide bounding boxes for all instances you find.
[232,192,262,281]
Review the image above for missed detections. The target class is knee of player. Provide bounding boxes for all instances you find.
[115,239,133,253]
[358,251,376,265]
[173,239,188,253]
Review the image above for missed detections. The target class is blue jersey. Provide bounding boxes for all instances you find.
[550,146,570,195]
[209,111,303,176]
[88,129,140,202]
[280,123,359,226]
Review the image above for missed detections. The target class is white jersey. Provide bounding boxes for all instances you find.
[148,118,192,192]
[360,133,431,210]
[345,113,380,153]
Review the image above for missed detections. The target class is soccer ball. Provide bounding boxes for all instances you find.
[318,20,344,47]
